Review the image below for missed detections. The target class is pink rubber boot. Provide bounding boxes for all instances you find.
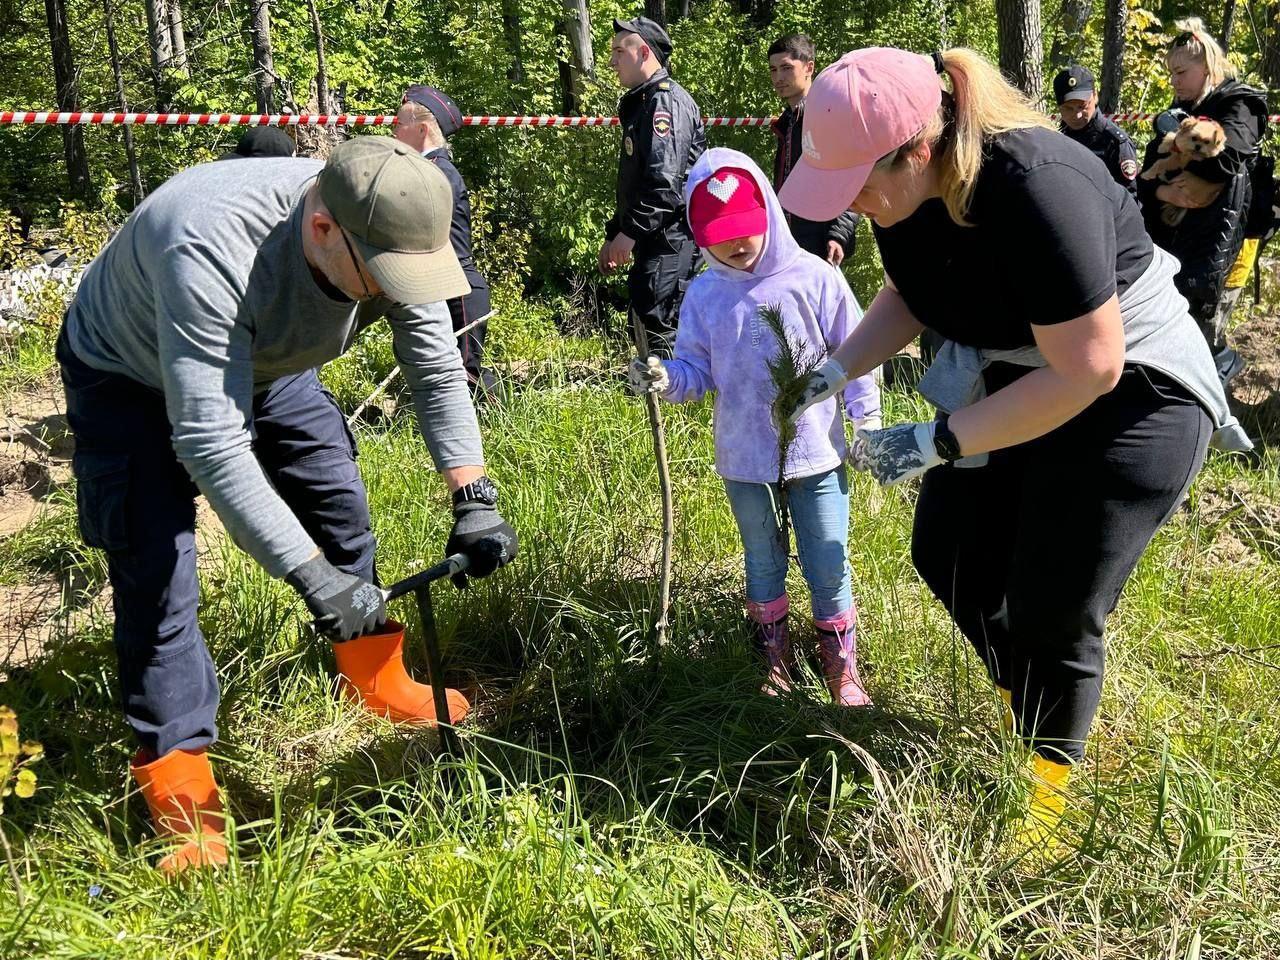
[746,595,792,696]
[815,608,872,707]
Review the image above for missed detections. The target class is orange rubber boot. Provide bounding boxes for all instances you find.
[332,619,470,725]
[130,747,229,875]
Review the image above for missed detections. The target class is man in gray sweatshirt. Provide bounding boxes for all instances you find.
[58,137,516,873]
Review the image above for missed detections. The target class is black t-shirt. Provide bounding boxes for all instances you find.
[873,127,1153,349]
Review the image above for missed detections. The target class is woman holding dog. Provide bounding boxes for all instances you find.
[779,45,1250,855]
[1137,18,1268,383]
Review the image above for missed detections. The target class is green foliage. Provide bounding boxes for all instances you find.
[8,0,1271,312]
[759,300,822,475]
[0,705,43,811]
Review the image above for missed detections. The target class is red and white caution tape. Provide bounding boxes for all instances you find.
[0,111,773,128]
[4,109,1278,127]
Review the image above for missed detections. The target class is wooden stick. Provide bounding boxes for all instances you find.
[345,317,488,427]
[632,314,673,650]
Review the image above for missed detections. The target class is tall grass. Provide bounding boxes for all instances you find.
[1,316,1278,957]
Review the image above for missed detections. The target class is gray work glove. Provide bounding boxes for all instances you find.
[286,553,386,641]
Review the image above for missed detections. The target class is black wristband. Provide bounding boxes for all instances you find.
[933,415,962,463]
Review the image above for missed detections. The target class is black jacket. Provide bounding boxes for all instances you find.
[1137,80,1267,312]
[773,102,860,257]
[1060,111,1138,201]
[606,69,706,253]
[424,147,492,328]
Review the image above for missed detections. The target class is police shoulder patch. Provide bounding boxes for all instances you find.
[1120,158,1138,180]
[653,111,672,137]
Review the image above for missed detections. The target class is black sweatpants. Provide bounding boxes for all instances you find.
[911,365,1211,763]
[627,234,698,358]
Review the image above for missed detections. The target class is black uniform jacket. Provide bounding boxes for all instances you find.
[606,69,706,253]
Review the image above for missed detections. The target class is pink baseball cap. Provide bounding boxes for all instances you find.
[777,48,943,222]
[688,167,768,247]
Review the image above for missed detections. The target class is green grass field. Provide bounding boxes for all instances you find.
[1,306,1278,959]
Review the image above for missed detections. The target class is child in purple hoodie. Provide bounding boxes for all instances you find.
[628,147,880,706]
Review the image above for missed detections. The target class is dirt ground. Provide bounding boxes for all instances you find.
[1228,282,1280,446]
[0,376,224,675]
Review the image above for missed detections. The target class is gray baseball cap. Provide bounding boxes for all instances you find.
[317,137,468,304]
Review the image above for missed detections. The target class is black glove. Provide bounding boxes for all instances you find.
[285,553,386,641]
[444,502,517,588]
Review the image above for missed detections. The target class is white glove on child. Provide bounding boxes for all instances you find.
[783,358,850,424]
[627,355,670,394]
[848,415,882,471]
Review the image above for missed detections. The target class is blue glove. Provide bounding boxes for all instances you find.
[783,358,850,424]
[854,422,943,487]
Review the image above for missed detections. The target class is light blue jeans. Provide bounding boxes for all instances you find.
[723,466,852,621]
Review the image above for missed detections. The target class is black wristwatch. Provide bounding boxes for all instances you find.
[452,475,499,509]
[932,415,962,463]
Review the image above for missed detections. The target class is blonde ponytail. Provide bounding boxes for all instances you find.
[1166,17,1236,101]
[890,47,1052,225]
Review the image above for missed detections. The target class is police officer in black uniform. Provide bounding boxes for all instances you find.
[396,84,496,397]
[599,17,706,356]
[1054,65,1139,202]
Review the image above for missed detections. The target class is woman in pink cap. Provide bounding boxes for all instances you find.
[630,147,881,706]
[779,46,1249,852]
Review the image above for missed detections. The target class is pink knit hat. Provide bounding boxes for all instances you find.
[778,47,943,222]
[687,167,768,247]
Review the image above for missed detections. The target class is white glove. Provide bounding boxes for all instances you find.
[784,357,850,424]
[848,415,882,471]
[627,355,669,395]
[856,421,943,487]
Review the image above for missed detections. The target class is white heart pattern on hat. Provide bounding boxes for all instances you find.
[706,173,740,203]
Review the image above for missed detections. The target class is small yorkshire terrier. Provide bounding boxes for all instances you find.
[1141,116,1227,226]
[1142,116,1227,180]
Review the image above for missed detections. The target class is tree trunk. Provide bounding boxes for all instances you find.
[144,0,174,103]
[168,0,188,75]
[562,0,593,101]
[103,0,143,204]
[1220,0,1237,48]
[1049,0,1093,71]
[249,0,277,113]
[644,0,665,28]
[44,0,91,198]
[674,0,689,20]
[305,0,330,115]
[996,0,1043,99]
[500,0,525,86]
[1262,4,1280,91]
[1099,0,1126,112]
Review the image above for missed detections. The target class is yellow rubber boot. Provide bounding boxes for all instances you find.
[1014,753,1072,855]
[996,686,1014,736]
